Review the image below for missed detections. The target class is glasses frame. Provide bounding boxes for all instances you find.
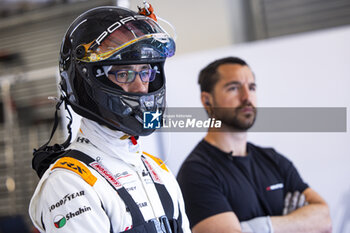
[108,68,157,84]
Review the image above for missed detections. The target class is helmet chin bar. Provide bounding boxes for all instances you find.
[67,93,162,136]
[115,89,165,120]
[89,83,165,136]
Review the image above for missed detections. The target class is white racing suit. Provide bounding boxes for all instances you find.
[29,118,191,233]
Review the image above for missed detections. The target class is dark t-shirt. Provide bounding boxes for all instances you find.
[177,140,308,228]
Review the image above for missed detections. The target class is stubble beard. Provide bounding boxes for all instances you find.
[212,105,257,132]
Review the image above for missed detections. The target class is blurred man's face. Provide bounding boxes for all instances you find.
[210,64,257,131]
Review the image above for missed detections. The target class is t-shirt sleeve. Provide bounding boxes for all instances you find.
[273,150,309,193]
[177,160,232,228]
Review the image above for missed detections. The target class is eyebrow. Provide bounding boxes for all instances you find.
[224,81,256,87]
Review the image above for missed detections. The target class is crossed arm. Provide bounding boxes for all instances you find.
[192,188,332,233]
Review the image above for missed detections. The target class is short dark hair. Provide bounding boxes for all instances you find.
[198,56,248,93]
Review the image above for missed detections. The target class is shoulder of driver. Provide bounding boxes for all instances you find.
[143,151,170,173]
[29,158,111,232]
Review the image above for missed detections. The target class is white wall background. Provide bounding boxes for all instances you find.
[128,0,235,54]
[139,25,350,232]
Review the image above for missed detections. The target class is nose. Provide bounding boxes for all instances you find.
[240,85,250,102]
[128,73,148,94]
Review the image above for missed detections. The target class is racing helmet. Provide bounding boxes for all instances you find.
[59,6,175,136]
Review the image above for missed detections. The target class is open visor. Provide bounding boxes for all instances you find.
[78,16,175,63]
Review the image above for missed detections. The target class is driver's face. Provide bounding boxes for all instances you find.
[107,64,151,94]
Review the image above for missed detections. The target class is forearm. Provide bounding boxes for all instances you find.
[192,212,242,233]
[271,203,332,233]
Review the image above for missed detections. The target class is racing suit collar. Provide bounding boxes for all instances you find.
[77,118,143,168]
[81,117,132,141]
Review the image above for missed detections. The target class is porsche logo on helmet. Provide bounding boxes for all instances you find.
[95,15,147,45]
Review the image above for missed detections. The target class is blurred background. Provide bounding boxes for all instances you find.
[0,0,349,232]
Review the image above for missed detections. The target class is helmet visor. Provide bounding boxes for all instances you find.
[78,16,175,62]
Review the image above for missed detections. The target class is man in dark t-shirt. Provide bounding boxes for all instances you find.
[177,57,332,233]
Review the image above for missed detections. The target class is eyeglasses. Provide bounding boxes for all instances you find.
[108,69,157,83]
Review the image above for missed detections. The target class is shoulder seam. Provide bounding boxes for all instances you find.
[51,157,97,186]
[143,151,169,172]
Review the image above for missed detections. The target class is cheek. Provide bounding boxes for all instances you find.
[225,98,240,107]
[120,85,129,92]
[140,82,149,92]
[107,74,116,83]
[250,93,257,106]
[127,82,149,93]
[108,75,128,91]
[215,94,240,107]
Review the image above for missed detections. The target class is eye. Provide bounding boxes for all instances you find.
[117,71,128,79]
[140,69,149,76]
[139,69,152,81]
[228,86,239,91]
[249,85,256,91]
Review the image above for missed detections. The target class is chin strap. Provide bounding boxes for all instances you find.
[34,96,73,153]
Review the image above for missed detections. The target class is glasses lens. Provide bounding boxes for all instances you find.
[140,69,156,82]
[115,70,135,83]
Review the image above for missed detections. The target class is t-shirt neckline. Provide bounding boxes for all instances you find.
[201,139,253,161]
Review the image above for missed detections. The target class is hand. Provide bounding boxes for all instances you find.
[282,191,308,215]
